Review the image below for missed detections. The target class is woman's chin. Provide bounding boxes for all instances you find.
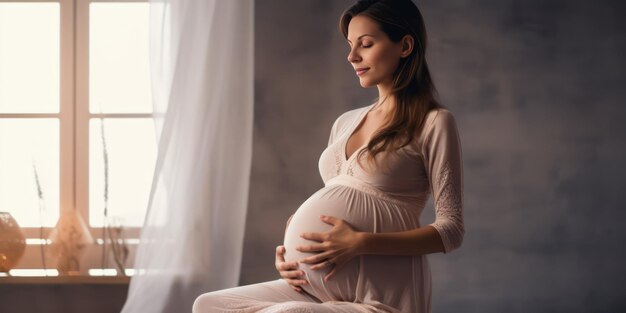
[358,79,376,88]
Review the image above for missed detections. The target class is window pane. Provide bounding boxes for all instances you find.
[89,3,152,114]
[89,118,157,227]
[0,3,60,113]
[0,119,60,227]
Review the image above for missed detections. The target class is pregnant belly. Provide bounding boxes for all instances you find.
[282,184,418,302]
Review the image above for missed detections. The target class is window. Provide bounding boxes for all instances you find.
[0,0,155,277]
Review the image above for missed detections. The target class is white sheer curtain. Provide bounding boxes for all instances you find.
[121,1,254,312]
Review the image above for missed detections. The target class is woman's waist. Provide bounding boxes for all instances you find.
[323,175,427,210]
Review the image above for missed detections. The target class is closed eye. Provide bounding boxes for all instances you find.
[347,43,373,49]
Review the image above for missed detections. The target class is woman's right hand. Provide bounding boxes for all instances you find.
[275,245,308,293]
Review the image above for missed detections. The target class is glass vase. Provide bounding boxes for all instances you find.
[0,212,26,273]
[47,210,94,275]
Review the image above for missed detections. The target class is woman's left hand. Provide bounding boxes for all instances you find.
[296,215,366,282]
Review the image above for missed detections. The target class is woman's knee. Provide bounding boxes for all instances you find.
[192,292,223,313]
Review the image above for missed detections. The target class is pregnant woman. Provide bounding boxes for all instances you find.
[193,0,464,312]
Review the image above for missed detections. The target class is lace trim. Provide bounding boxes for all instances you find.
[345,149,362,176]
[333,146,342,175]
[434,162,462,219]
[431,162,464,252]
[347,160,355,176]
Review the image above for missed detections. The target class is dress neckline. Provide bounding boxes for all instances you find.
[343,103,378,162]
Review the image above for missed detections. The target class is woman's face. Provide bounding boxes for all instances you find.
[346,15,404,88]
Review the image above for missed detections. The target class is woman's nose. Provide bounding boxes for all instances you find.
[347,48,361,63]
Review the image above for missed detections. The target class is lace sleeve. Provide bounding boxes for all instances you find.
[423,110,465,253]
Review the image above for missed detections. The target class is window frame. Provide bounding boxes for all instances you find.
[1,0,151,276]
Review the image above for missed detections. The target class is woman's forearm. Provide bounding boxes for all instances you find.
[358,225,445,256]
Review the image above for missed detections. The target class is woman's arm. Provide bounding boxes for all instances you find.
[422,110,465,253]
[297,216,445,281]
[298,216,447,260]
[357,225,444,256]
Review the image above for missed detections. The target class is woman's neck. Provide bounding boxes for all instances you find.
[375,83,395,114]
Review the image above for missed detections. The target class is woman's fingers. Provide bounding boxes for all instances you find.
[275,244,310,290]
[322,255,348,281]
[310,259,335,270]
[285,278,309,286]
[296,243,327,253]
[299,250,334,265]
[280,270,305,279]
[276,245,285,258]
[279,268,308,288]
[299,232,326,243]
[275,246,291,270]
[278,261,299,271]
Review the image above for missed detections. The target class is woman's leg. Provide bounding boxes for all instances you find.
[192,279,319,312]
[193,279,388,313]
[258,301,387,313]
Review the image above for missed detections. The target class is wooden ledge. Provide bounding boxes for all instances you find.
[0,275,130,285]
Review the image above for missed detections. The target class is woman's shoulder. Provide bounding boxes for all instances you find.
[340,104,372,120]
[332,104,373,130]
[410,107,459,152]
[422,107,458,135]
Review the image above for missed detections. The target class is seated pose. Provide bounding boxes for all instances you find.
[193,0,464,312]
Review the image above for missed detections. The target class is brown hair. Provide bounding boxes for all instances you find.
[339,0,443,171]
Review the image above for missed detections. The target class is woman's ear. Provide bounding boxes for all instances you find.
[400,35,414,58]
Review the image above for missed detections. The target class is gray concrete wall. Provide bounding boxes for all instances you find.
[244,0,626,312]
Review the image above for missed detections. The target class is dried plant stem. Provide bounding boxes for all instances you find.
[99,117,110,270]
[32,159,48,274]
[106,223,129,276]
[98,115,128,275]
[100,106,128,276]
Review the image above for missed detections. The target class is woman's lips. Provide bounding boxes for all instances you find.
[356,68,369,76]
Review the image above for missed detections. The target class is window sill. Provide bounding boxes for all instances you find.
[0,275,130,285]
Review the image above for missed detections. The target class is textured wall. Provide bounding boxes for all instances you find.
[243,0,626,312]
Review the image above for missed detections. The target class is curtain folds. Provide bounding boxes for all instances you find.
[121,1,254,312]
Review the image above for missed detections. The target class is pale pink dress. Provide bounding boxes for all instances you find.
[193,104,464,313]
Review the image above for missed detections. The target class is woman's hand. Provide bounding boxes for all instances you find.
[275,245,308,293]
[296,215,366,282]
